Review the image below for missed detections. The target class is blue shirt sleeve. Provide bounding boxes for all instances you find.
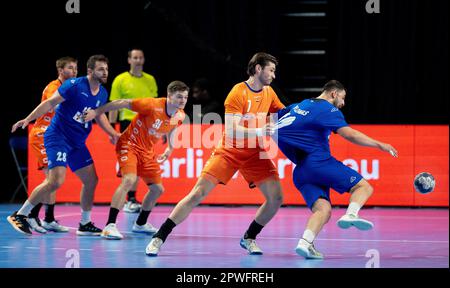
[319,109,348,132]
[58,78,77,101]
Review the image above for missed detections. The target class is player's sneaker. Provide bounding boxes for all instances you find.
[42,220,69,232]
[295,238,324,259]
[123,200,141,213]
[76,222,102,236]
[337,214,374,231]
[27,217,47,234]
[101,223,124,240]
[132,222,157,234]
[145,237,163,256]
[7,211,32,235]
[239,238,263,255]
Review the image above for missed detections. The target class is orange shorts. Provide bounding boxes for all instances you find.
[116,141,162,185]
[29,127,48,170]
[201,147,279,187]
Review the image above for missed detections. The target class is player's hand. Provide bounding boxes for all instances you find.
[82,109,97,122]
[11,119,30,133]
[109,132,121,145]
[157,147,173,163]
[379,143,398,158]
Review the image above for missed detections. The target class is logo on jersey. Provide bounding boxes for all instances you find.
[293,106,310,116]
[350,176,357,183]
[81,92,89,98]
[331,108,339,112]
[73,107,90,128]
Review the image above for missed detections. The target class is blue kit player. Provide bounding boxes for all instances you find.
[9,55,121,236]
[274,80,398,259]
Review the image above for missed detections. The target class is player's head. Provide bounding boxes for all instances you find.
[56,56,78,80]
[192,78,210,101]
[87,55,109,84]
[247,52,278,85]
[128,49,145,70]
[322,80,346,109]
[167,80,189,109]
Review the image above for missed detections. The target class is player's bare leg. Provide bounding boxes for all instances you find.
[169,176,217,224]
[295,198,330,259]
[102,173,137,239]
[145,176,216,256]
[124,177,141,213]
[74,164,101,235]
[240,178,283,255]
[8,167,66,235]
[132,183,164,234]
[337,179,374,230]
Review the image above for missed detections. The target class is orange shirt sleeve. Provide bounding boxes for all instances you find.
[41,81,59,102]
[224,85,245,115]
[130,98,155,116]
[268,87,285,113]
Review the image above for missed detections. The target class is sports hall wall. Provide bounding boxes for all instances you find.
[28,124,449,207]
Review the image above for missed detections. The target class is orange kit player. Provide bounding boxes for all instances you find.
[146,52,285,256]
[27,57,78,233]
[82,81,188,239]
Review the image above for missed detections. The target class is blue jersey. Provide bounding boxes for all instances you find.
[46,77,108,147]
[275,98,348,163]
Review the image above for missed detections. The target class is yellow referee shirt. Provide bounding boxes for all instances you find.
[110,71,158,121]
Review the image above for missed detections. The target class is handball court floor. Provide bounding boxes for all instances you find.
[0,204,448,268]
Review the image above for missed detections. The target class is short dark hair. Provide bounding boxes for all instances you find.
[167,80,189,94]
[247,52,278,76]
[56,57,77,70]
[87,55,109,70]
[322,80,346,93]
[128,48,144,58]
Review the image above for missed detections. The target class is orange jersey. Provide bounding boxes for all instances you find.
[29,79,61,169]
[220,82,285,151]
[34,79,61,129]
[118,97,185,155]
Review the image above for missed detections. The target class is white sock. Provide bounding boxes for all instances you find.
[302,229,316,243]
[80,210,91,225]
[346,202,361,216]
[17,200,35,216]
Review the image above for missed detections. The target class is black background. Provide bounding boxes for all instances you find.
[1,0,448,201]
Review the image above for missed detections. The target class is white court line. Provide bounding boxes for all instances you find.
[170,233,449,244]
[1,246,14,249]
[57,227,449,245]
[6,211,447,221]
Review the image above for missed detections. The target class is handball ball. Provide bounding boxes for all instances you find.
[414,172,435,194]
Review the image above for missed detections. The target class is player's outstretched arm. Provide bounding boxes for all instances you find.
[95,113,121,145]
[83,99,132,122]
[11,92,65,132]
[337,126,398,157]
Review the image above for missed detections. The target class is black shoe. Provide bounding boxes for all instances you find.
[7,211,32,235]
[76,222,102,236]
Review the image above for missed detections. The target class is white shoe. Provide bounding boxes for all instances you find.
[337,214,374,230]
[101,223,124,240]
[42,220,69,232]
[27,217,47,234]
[145,237,163,256]
[239,238,263,255]
[132,222,157,234]
[295,238,324,259]
[123,201,141,213]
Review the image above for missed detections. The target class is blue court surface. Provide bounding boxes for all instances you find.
[0,204,448,268]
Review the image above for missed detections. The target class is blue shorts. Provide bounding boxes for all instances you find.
[293,156,363,210]
[45,136,93,172]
